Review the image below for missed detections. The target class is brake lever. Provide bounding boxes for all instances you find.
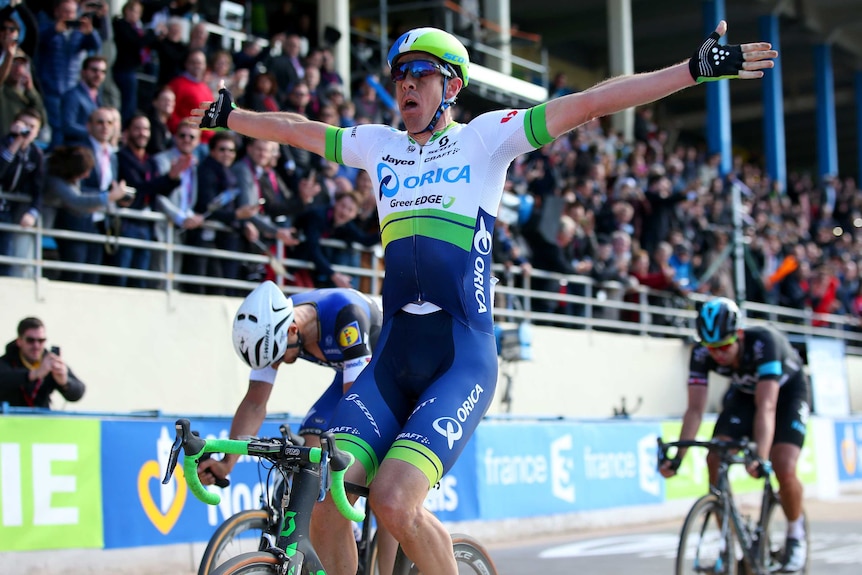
[318,434,332,502]
[162,421,185,484]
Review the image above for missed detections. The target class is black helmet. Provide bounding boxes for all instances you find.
[696,297,741,345]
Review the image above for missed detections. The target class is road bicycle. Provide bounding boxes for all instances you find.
[657,437,810,575]
[197,424,380,575]
[164,419,498,575]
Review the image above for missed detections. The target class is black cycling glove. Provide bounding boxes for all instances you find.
[200,87,236,130]
[688,30,745,83]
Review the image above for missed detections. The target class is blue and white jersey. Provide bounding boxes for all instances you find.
[324,106,554,333]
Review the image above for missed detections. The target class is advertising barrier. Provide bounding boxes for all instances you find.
[0,412,852,552]
[835,419,862,482]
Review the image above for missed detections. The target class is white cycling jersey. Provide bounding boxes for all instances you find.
[324,104,554,333]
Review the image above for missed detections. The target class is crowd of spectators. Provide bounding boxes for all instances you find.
[493,109,862,329]
[1,0,861,331]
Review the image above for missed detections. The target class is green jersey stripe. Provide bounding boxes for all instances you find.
[381,214,475,251]
[325,126,344,164]
[524,103,553,148]
[389,439,445,488]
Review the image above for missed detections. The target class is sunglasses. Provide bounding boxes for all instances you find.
[216,146,236,152]
[390,60,453,83]
[704,335,738,352]
[24,337,47,344]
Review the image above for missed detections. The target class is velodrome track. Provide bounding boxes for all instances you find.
[8,494,861,574]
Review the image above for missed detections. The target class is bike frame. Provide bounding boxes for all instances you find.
[271,465,329,572]
[663,437,780,575]
[714,457,781,575]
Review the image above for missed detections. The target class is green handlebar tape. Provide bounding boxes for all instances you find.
[183,439,251,506]
[184,455,220,505]
[330,454,365,523]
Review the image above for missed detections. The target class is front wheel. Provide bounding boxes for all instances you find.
[210,552,285,575]
[677,494,737,575]
[198,509,274,575]
[393,533,498,575]
[761,495,810,574]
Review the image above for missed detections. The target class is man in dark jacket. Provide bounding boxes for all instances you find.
[0,317,85,408]
[0,107,44,277]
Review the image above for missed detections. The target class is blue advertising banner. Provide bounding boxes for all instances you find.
[101,418,295,548]
[100,416,478,549]
[473,420,663,519]
[835,419,862,482]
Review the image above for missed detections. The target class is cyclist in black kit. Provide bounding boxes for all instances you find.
[660,297,810,572]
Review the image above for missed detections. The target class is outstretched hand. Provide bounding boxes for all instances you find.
[689,20,777,83]
[189,81,235,130]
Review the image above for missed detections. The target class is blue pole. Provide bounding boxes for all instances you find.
[702,0,732,176]
[759,14,786,194]
[856,70,862,182]
[813,44,839,179]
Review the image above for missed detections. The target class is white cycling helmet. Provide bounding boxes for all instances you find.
[232,281,294,369]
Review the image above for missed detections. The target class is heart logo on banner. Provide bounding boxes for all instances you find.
[138,460,187,534]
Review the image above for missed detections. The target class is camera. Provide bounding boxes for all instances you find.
[11,126,31,138]
[50,346,61,355]
[122,186,137,202]
[65,19,83,29]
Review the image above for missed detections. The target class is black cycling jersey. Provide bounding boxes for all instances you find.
[688,325,809,397]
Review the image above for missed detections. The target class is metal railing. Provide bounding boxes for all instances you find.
[3,192,861,355]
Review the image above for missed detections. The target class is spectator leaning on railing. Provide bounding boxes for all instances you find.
[0,316,85,409]
[42,143,126,284]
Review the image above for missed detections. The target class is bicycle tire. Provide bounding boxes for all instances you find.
[210,552,280,575]
[391,532,498,575]
[676,494,738,575]
[362,530,380,575]
[198,509,273,575]
[761,495,810,574]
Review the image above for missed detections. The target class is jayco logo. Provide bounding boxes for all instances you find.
[382,154,415,166]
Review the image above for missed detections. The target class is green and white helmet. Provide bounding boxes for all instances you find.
[388,27,470,87]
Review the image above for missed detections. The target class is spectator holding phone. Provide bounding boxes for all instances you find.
[0,316,86,408]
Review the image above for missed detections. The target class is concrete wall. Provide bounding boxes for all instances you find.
[2,278,859,418]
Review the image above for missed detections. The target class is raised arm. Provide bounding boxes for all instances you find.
[189,86,330,158]
[544,20,777,139]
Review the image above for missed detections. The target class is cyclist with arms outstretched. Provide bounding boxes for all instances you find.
[191,23,777,575]
[659,297,810,572]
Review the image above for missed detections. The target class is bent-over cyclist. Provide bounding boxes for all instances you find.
[197,282,400,573]
[197,281,382,484]
[659,297,810,572]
